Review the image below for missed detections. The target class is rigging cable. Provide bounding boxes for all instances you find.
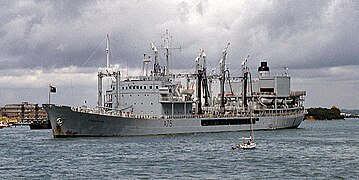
[78,38,106,72]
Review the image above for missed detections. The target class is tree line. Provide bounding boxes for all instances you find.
[305,106,344,120]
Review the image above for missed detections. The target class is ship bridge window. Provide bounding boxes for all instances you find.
[260,88,274,93]
[156,86,158,89]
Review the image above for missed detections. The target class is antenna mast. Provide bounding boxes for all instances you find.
[161,29,181,76]
[106,34,110,69]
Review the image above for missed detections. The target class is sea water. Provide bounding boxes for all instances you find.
[0,119,358,179]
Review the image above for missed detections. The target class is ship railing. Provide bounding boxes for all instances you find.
[124,107,305,119]
[125,110,303,120]
[71,107,125,117]
[252,107,305,117]
[70,106,305,119]
[252,92,276,96]
[72,107,97,114]
[159,96,193,102]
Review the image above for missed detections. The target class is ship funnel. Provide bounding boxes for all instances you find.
[258,61,270,77]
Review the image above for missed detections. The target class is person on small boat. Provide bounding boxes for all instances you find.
[247,141,250,145]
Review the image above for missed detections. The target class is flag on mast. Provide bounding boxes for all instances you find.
[50,85,57,93]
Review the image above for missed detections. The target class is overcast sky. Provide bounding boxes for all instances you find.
[0,0,358,109]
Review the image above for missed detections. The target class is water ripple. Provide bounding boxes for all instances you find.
[0,119,358,179]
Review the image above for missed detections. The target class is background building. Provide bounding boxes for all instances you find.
[0,102,48,124]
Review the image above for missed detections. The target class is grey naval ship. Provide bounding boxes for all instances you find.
[44,31,306,138]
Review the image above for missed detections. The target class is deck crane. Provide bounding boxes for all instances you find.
[150,42,162,75]
[219,43,230,113]
[195,49,211,114]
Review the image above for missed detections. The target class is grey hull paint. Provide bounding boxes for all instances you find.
[44,104,304,138]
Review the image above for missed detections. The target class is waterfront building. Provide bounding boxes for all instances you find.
[0,102,48,124]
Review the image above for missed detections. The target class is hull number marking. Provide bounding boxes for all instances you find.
[163,120,172,127]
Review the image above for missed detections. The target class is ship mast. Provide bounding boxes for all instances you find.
[106,34,110,69]
[242,55,249,109]
[97,35,120,110]
[161,30,181,76]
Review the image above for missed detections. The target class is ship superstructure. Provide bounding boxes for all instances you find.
[44,31,306,137]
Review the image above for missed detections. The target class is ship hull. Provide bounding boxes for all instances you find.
[44,104,304,138]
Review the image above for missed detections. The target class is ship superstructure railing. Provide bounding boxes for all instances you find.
[71,105,305,119]
[159,96,194,102]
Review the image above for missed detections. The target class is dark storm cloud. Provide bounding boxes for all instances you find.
[1,0,359,109]
[0,0,97,69]
[244,0,359,70]
[1,0,358,72]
